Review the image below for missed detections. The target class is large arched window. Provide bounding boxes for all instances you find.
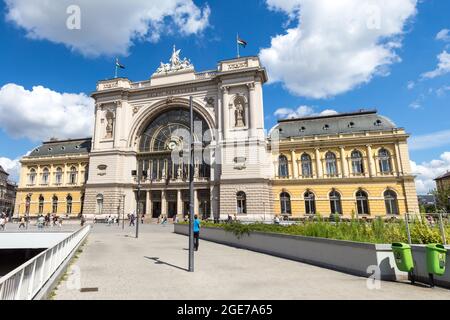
[325,152,338,177]
[378,149,392,174]
[356,190,369,215]
[384,190,399,215]
[55,167,63,185]
[351,151,364,175]
[69,167,77,184]
[280,192,292,215]
[38,195,44,214]
[278,155,289,178]
[329,190,342,215]
[52,195,58,214]
[304,191,316,215]
[66,195,73,214]
[29,168,36,185]
[42,168,50,185]
[96,194,103,214]
[236,192,247,214]
[301,153,313,178]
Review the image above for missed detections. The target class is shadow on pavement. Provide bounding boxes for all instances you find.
[144,256,188,272]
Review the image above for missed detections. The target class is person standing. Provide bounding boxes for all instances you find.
[19,216,26,229]
[193,215,201,251]
[0,215,5,231]
[129,213,135,226]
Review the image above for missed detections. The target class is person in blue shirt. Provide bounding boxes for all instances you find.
[193,215,201,251]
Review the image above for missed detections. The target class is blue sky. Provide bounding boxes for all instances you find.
[0,0,449,193]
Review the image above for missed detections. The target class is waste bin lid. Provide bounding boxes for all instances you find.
[426,243,447,252]
[392,242,411,249]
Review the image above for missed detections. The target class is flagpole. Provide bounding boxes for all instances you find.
[115,58,118,78]
[236,33,240,58]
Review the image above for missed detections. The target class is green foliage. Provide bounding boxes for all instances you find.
[191,216,450,244]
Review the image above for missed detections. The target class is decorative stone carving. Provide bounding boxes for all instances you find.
[153,45,194,76]
[105,111,115,139]
[204,97,215,108]
[234,97,246,127]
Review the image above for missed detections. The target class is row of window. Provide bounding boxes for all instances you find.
[278,148,393,178]
[279,190,399,215]
[27,167,86,185]
[24,194,75,214]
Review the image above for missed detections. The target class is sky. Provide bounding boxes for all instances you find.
[0,0,449,194]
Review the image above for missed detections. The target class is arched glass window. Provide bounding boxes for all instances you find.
[325,152,338,177]
[66,195,73,214]
[301,153,313,178]
[38,195,44,214]
[96,194,103,214]
[384,190,399,215]
[29,168,36,185]
[52,195,58,214]
[304,191,316,215]
[351,151,364,175]
[69,167,77,184]
[329,190,342,215]
[236,192,247,214]
[280,192,292,215]
[278,155,289,178]
[42,168,49,185]
[55,167,63,185]
[378,149,392,174]
[356,190,369,215]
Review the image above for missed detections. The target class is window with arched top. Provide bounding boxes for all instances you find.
[236,191,247,214]
[329,190,342,215]
[304,191,316,215]
[66,195,73,214]
[29,168,37,185]
[378,149,392,174]
[52,195,58,214]
[55,167,63,185]
[351,150,364,175]
[356,190,369,215]
[384,190,399,215]
[38,195,44,214]
[96,194,103,215]
[278,155,289,178]
[69,166,77,184]
[325,152,338,177]
[301,153,313,178]
[280,192,292,215]
[42,168,50,185]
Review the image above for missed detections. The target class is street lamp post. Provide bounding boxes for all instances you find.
[122,194,125,230]
[189,96,195,273]
[132,169,147,239]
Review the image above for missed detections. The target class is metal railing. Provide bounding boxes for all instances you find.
[0,225,91,300]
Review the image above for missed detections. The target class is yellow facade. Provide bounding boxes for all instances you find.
[271,118,419,218]
[14,139,90,218]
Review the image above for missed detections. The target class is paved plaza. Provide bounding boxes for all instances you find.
[50,224,450,300]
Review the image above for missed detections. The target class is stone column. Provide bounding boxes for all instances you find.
[161,190,167,217]
[290,149,298,179]
[248,83,257,138]
[340,147,348,178]
[113,103,121,147]
[177,189,183,217]
[222,87,230,140]
[366,145,376,177]
[394,143,403,176]
[315,148,323,178]
[146,190,152,217]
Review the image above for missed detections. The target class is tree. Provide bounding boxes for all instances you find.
[432,186,450,212]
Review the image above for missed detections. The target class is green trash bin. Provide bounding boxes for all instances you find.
[392,243,414,273]
[426,244,447,276]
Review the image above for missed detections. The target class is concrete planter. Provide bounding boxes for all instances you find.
[175,224,450,288]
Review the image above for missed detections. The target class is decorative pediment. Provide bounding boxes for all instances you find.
[153,45,194,76]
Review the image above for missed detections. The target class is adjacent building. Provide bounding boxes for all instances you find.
[435,171,450,192]
[14,138,91,218]
[0,165,16,216]
[15,47,420,220]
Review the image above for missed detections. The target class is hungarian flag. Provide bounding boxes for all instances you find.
[237,37,248,48]
[115,58,125,69]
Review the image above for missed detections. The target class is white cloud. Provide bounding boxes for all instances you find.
[0,83,94,141]
[411,152,450,194]
[274,105,338,119]
[421,51,450,79]
[260,0,418,99]
[407,81,415,90]
[436,85,450,97]
[0,157,21,182]
[4,0,210,57]
[409,130,450,151]
[436,29,450,42]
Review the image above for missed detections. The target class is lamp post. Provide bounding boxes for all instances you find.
[132,168,147,239]
[189,96,195,272]
[122,194,125,230]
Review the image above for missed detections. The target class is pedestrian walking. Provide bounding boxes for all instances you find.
[0,216,6,231]
[80,215,86,227]
[19,216,26,229]
[193,215,201,251]
[129,213,135,226]
[141,214,145,224]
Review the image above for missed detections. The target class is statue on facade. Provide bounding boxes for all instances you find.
[235,99,245,127]
[153,45,194,76]
[105,117,114,138]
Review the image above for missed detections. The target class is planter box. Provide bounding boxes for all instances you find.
[174,224,405,281]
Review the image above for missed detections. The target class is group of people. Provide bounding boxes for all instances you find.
[37,213,63,229]
[0,212,8,231]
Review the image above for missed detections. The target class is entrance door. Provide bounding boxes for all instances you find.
[152,202,161,218]
[168,202,177,218]
[183,201,190,216]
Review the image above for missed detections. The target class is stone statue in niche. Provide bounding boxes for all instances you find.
[234,98,245,127]
[105,116,114,139]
